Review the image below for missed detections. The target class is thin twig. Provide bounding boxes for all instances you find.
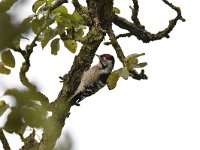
[130,0,142,26]
[50,0,69,11]
[11,46,26,56]
[104,32,132,45]
[107,26,126,65]
[162,0,185,22]
[129,69,148,80]
[0,129,11,150]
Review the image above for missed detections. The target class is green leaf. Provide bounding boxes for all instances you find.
[125,53,145,71]
[4,88,49,129]
[41,27,56,48]
[0,63,11,75]
[4,89,40,106]
[120,67,129,80]
[1,50,15,68]
[32,17,45,34]
[0,100,9,116]
[53,6,68,14]
[107,70,121,90]
[113,7,120,14]
[21,105,47,128]
[56,24,65,34]
[0,0,17,13]
[69,11,84,26]
[4,108,25,133]
[32,0,45,13]
[64,39,77,53]
[134,62,148,68]
[55,14,71,28]
[0,13,19,50]
[126,53,145,62]
[74,29,84,41]
[20,16,33,32]
[51,38,60,55]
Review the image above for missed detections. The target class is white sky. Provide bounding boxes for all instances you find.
[0,0,200,150]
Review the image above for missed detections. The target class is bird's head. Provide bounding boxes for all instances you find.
[95,54,115,69]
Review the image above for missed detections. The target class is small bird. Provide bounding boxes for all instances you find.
[70,54,115,106]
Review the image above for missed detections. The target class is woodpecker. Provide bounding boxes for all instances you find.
[70,54,115,106]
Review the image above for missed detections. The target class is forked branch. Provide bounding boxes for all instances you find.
[113,0,185,43]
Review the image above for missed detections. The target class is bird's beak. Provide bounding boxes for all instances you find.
[95,54,101,61]
[95,54,106,67]
[95,54,100,58]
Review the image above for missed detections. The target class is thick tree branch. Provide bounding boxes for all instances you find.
[96,0,113,29]
[86,0,101,28]
[0,129,11,150]
[72,0,82,12]
[113,0,185,43]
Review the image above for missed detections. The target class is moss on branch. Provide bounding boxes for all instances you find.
[107,26,125,65]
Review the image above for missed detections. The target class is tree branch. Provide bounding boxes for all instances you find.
[107,26,125,65]
[0,129,11,150]
[113,0,185,43]
[162,0,185,22]
[104,32,132,45]
[21,129,39,150]
[130,0,142,27]
[129,69,148,80]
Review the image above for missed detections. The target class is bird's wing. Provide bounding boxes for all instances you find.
[76,65,102,94]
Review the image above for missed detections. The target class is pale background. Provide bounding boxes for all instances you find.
[0,0,200,150]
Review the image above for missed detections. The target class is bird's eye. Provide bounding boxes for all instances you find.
[101,57,105,60]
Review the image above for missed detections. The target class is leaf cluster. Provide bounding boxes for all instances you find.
[1,88,49,134]
[107,53,147,90]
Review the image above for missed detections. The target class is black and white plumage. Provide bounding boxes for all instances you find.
[70,54,115,106]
